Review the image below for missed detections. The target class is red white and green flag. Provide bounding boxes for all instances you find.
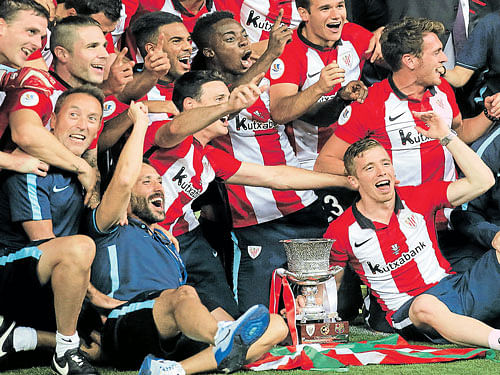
[246,335,493,371]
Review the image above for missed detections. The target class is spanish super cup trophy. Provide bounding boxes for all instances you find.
[280,238,349,344]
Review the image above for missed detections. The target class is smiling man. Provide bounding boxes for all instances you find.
[0,0,48,69]
[269,0,373,172]
[0,86,105,375]
[0,0,53,177]
[315,17,500,183]
[324,111,500,350]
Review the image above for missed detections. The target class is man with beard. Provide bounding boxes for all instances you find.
[0,86,106,375]
[86,97,287,374]
[146,69,351,320]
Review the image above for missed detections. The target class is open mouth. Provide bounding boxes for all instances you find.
[326,21,342,31]
[375,180,391,192]
[221,115,229,125]
[178,55,191,68]
[21,47,33,57]
[69,134,86,142]
[241,50,253,69]
[91,63,105,72]
[150,194,164,209]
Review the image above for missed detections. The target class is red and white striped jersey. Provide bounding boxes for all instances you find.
[325,182,454,324]
[269,22,372,170]
[140,81,174,125]
[219,0,302,43]
[210,79,316,228]
[335,76,460,186]
[146,131,242,236]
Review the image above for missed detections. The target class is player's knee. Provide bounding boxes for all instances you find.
[174,285,200,304]
[62,235,96,270]
[270,314,289,343]
[260,314,288,346]
[409,294,440,327]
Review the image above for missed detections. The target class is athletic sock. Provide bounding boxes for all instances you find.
[55,331,80,358]
[487,329,500,350]
[12,327,37,352]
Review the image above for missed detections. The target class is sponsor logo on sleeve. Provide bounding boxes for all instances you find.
[20,91,39,107]
[270,58,284,80]
[337,105,352,125]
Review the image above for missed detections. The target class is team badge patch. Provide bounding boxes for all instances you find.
[247,245,262,259]
[306,324,315,337]
[402,213,418,229]
[339,51,354,69]
[337,105,352,125]
[270,58,284,80]
[103,100,116,118]
[20,91,39,107]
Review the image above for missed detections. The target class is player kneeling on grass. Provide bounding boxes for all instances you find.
[323,111,500,350]
[84,100,288,374]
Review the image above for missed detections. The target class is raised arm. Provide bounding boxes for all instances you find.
[232,9,292,88]
[452,93,500,144]
[95,101,149,232]
[116,34,171,103]
[269,62,345,124]
[155,76,264,148]
[314,134,351,175]
[413,111,494,207]
[226,162,350,191]
[443,65,474,88]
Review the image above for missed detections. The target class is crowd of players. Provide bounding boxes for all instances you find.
[1,1,500,374]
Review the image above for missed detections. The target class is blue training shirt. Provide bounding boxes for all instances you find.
[86,209,187,301]
[0,169,83,248]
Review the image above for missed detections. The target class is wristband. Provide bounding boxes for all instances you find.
[484,107,499,122]
[439,130,457,146]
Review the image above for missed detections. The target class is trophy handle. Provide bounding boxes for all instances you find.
[329,265,344,276]
[276,268,299,279]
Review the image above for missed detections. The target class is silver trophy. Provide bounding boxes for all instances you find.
[280,238,348,343]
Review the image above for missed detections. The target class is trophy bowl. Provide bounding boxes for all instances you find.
[281,238,334,276]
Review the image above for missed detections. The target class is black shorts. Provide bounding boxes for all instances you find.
[102,290,208,369]
[177,227,239,318]
[0,242,56,331]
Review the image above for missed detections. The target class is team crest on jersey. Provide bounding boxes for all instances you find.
[402,213,418,229]
[103,100,116,118]
[20,91,39,107]
[338,105,352,125]
[391,244,401,255]
[270,58,284,80]
[434,97,445,109]
[248,245,262,259]
[339,51,353,69]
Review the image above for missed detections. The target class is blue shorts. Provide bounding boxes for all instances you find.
[391,249,500,343]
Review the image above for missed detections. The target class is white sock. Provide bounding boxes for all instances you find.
[487,329,500,350]
[12,327,37,352]
[55,331,80,358]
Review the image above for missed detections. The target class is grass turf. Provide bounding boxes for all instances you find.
[2,325,499,375]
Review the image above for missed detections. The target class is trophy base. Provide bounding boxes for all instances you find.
[298,320,349,344]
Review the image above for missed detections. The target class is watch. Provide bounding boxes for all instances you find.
[439,130,457,146]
